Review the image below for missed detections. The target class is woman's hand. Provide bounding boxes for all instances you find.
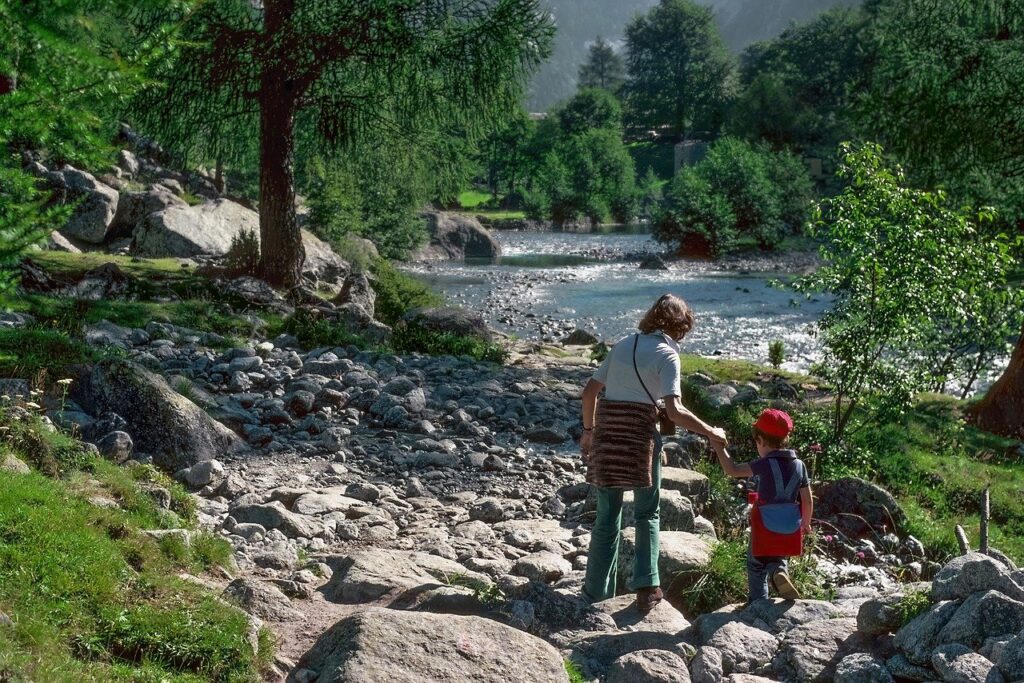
[707,426,728,445]
[580,429,593,461]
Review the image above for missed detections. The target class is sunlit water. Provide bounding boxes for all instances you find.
[405,230,831,374]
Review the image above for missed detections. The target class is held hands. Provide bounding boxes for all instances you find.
[707,426,728,446]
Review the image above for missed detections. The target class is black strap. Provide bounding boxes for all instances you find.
[632,334,659,406]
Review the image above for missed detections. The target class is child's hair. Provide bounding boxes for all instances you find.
[752,425,789,449]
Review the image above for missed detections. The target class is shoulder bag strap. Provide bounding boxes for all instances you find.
[632,334,659,406]
[768,457,803,501]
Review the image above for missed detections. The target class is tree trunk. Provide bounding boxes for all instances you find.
[967,323,1024,439]
[214,156,226,195]
[256,0,304,288]
[0,73,15,95]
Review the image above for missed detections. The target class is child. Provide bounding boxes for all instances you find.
[711,408,813,602]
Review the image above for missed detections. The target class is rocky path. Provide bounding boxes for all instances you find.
[50,317,1024,682]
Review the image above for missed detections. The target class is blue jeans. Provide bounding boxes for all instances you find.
[583,434,663,602]
[747,543,787,602]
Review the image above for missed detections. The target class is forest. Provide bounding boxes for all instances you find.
[1,1,1023,682]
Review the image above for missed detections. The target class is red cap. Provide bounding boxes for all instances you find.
[753,409,793,439]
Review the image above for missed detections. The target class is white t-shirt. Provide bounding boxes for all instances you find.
[592,332,682,404]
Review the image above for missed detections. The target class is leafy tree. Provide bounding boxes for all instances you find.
[637,167,664,220]
[622,0,736,140]
[731,7,865,155]
[134,0,553,287]
[655,137,812,255]
[857,0,1024,224]
[794,143,1022,442]
[655,168,737,257]
[477,109,536,202]
[577,37,625,92]
[304,144,429,260]
[528,129,637,225]
[556,88,623,136]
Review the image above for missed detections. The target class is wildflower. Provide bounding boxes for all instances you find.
[856,551,866,560]
[824,535,834,543]
[24,402,41,410]
[809,444,823,453]
[57,378,74,386]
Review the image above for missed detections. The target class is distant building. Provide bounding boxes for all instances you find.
[674,140,709,175]
[805,157,825,180]
[528,112,548,122]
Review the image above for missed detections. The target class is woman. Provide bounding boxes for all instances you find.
[580,293,727,610]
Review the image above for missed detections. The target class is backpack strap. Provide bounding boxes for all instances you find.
[768,457,803,501]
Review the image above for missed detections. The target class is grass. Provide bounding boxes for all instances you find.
[457,189,492,208]
[0,327,104,382]
[678,352,811,384]
[0,408,262,682]
[455,189,527,220]
[391,326,507,364]
[564,659,587,683]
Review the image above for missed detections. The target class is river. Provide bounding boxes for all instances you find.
[404,229,832,374]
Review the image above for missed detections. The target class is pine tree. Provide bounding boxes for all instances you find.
[134,0,553,287]
[578,37,625,92]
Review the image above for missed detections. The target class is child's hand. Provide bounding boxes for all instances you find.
[708,427,728,444]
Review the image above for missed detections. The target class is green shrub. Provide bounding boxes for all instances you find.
[768,340,785,369]
[674,539,748,616]
[224,228,260,277]
[564,659,586,683]
[391,326,506,364]
[280,309,372,350]
[370,260,443,327]
[894,589,932,627]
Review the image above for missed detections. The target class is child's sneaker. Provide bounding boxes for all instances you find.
[771,571,800,600]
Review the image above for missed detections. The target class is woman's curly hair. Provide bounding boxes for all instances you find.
[638,293,695,341]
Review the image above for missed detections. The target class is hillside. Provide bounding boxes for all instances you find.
[528,0,860,110]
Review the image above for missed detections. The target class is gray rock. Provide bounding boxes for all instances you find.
[623,489,695,532]
[606,649,692,683]
[58,166,119,243]
[639,254,670,270]
[937,590,1024,649]
[691,646,725,683]
[619,529,712,594]
[334,272,375,317]
[321,549,490,604]
[857,593,905,635]
[73,359,243,472]
[345,482,381,503]
[469,498,506,523]
[289,608,565,683]
[774,617,870,683]
[224,277,281,306]
[1,455,31,474]
[932,644,1004,683]
[184,459,224,488]
[231,501,323,539]
[526,427,568,444]
[133,198,258,258]
[997,630,1024,681]
[512,552,572,584]
[93,430,134,463]
[661,467,711,508]
[813,477,907,538]
[885,653,935,681]
[415,211,502,260]
[47,230,81,253]
[896,600,961,665]
[402,306,493,342]
[708,621,779,675]
[563,329,599,345]
[834,654,894,683]
[933,553,1024,603]
[223,578,303,621]
[109,187,186,238]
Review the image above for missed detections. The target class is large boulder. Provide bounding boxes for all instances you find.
[133,198,259,258]
[401,306,493,342]
[72,358,243,471]
[133,198,345,278]
[813,477,906,538]
[932,553,1024,603]
[231,501,324,540]
[606,649,691,683]
[773,618,871,682]
[290,608,567,683]
[619,529,713,598]
[321,549,491,604]
[414,211,502,261]
[109,186,187,239]
[55,166,120,244]
[334,272,375,317]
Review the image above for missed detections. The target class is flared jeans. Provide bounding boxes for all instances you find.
[583,434,663,601]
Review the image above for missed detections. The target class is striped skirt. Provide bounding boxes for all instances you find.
[586,399,657,489]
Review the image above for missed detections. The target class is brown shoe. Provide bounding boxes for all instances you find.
[771,571,800,600]
[636,586,664,612]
